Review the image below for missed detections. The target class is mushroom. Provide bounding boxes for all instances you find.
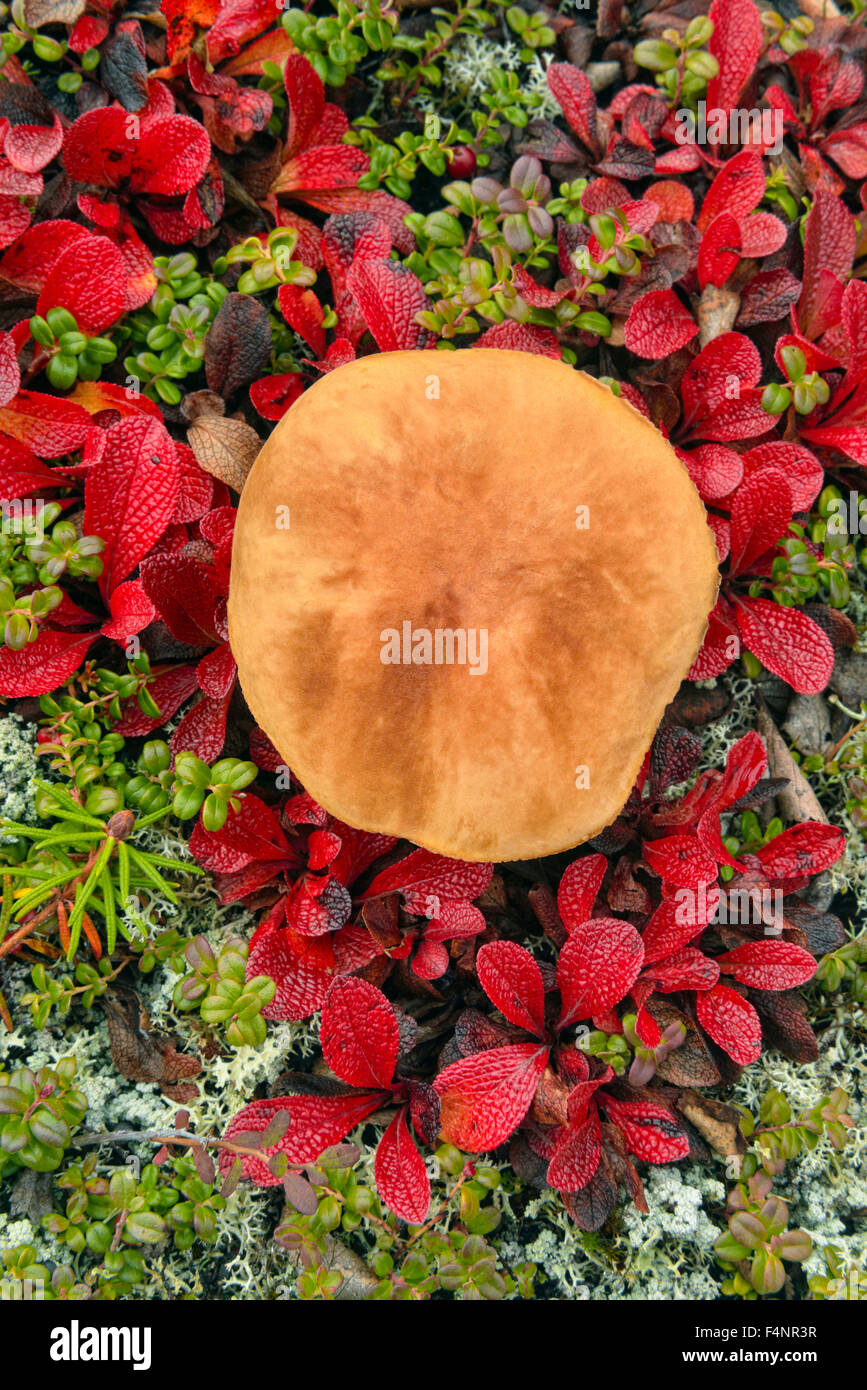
[228,350,719,862]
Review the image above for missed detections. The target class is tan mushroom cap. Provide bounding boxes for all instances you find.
[228,349,719,862]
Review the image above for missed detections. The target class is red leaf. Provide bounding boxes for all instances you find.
[698,153,765,234]
[190,793,292,874]
[63,108,136,187]
[345,259,432,352]
[101,579,156,642]
[799,188,855,341]
[131,115,211,196]
[640,889,720,964]
[249,372,305,421]
[277,284,325,358]
[36,234,126,334]
[546,63,600,155]
[823,123,867,179]
[0,435,62,499]
[645,180,694,223]
[222,1092,385,1182]
[248,921,335,1020]
[716,940,816,990]
[139,552,221,646]
[274,144,368,195]
[362,849,492,905]
[472,322,561,356]
[113,663,199,736]
[643,836,718,889]
[320,977,398,1090]
[728,467,792,575]
[283,52,324,158]
[556,919,644,1028]
[740,442,823,513]
[556,854,607,932]
[698,213,741,290]
[600,1096,690,1162]
[0,331,19,409]
[642,947,720,993]
[83,416,179,595]
[435,1044,549,1151]
[374,1108,431,1223]
[0,390,90,458]
[696,983,762,1064]
[677,444,743,502]
[170,690,232,762]
[736,598,834,695]
[476,941,546,1037]
[547,1110,602,1192]
[738,212,787,258]
[197,641,236,699]
[706,0,764,116]
[623,289,697,358]
[0,629,96,697]
[754,823,846,880]
[688,598,738,679]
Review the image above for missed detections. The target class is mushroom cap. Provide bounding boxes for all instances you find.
[228,349,719,862]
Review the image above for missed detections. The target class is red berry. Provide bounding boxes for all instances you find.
[447,145,477,179]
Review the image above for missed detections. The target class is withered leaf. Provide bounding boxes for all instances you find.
[188,413,261,493]
[22,0,84,26]
[562,1151,618,1231]
[756,704,828,825]
[601,1121,647,1212]
[205,292,271,399]
[100,29,149,112]
[751,990,819,1063]
[101,986,201,1095]
[784,899,846,956]
[649,999,721,1088]
[674,1088,746,1159]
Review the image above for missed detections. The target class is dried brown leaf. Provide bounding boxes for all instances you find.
[188,414,261,493]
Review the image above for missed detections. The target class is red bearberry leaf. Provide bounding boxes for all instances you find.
[716,940,817,990]
[546,62,600,156]
[738,212,786,258]
[222,1092,386,1182]
[476,941,546,1037]
[623,288,697,358]
[170,690,232,763]
[736,598,834,695]
[706,0,764,118]
[63,107,136,187]
[472,322,561,356]
[645,180,694,223]
[113,663,200,736]
[740,442,823,513]
[130,115,211,196]
[698,213,741,291]
[556,854,608,932]
[640,889,720,964]
[190,793,292,874]
[754,823,846,880]
[547,1110,602,1192]
[249,372,305,421]
[799,187,856,341]
[36,234,126,334]
[681,332,762,419]
[557,918,645,1028]
[677,444,743,502]
[320,977,398,1090]
[600,1096,690,1162]
[0,331,20,409]
[277,283,325,359]
[698,153,765,235]
[345,259,432,352]
[69,15,110,52]
[248,924,334,1021]
[696,983,762,1064]
[435,1044,549,1151]
[83,416,179,596]
[0,629,96,697]
[642,947,720,993]
[728,467,792,575]
[374,1108,431,1224]
[283,52,324,158]
[643,836,719,889]
[362,849,492,904]
[0,390,90,458]
[101,579,156,642]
